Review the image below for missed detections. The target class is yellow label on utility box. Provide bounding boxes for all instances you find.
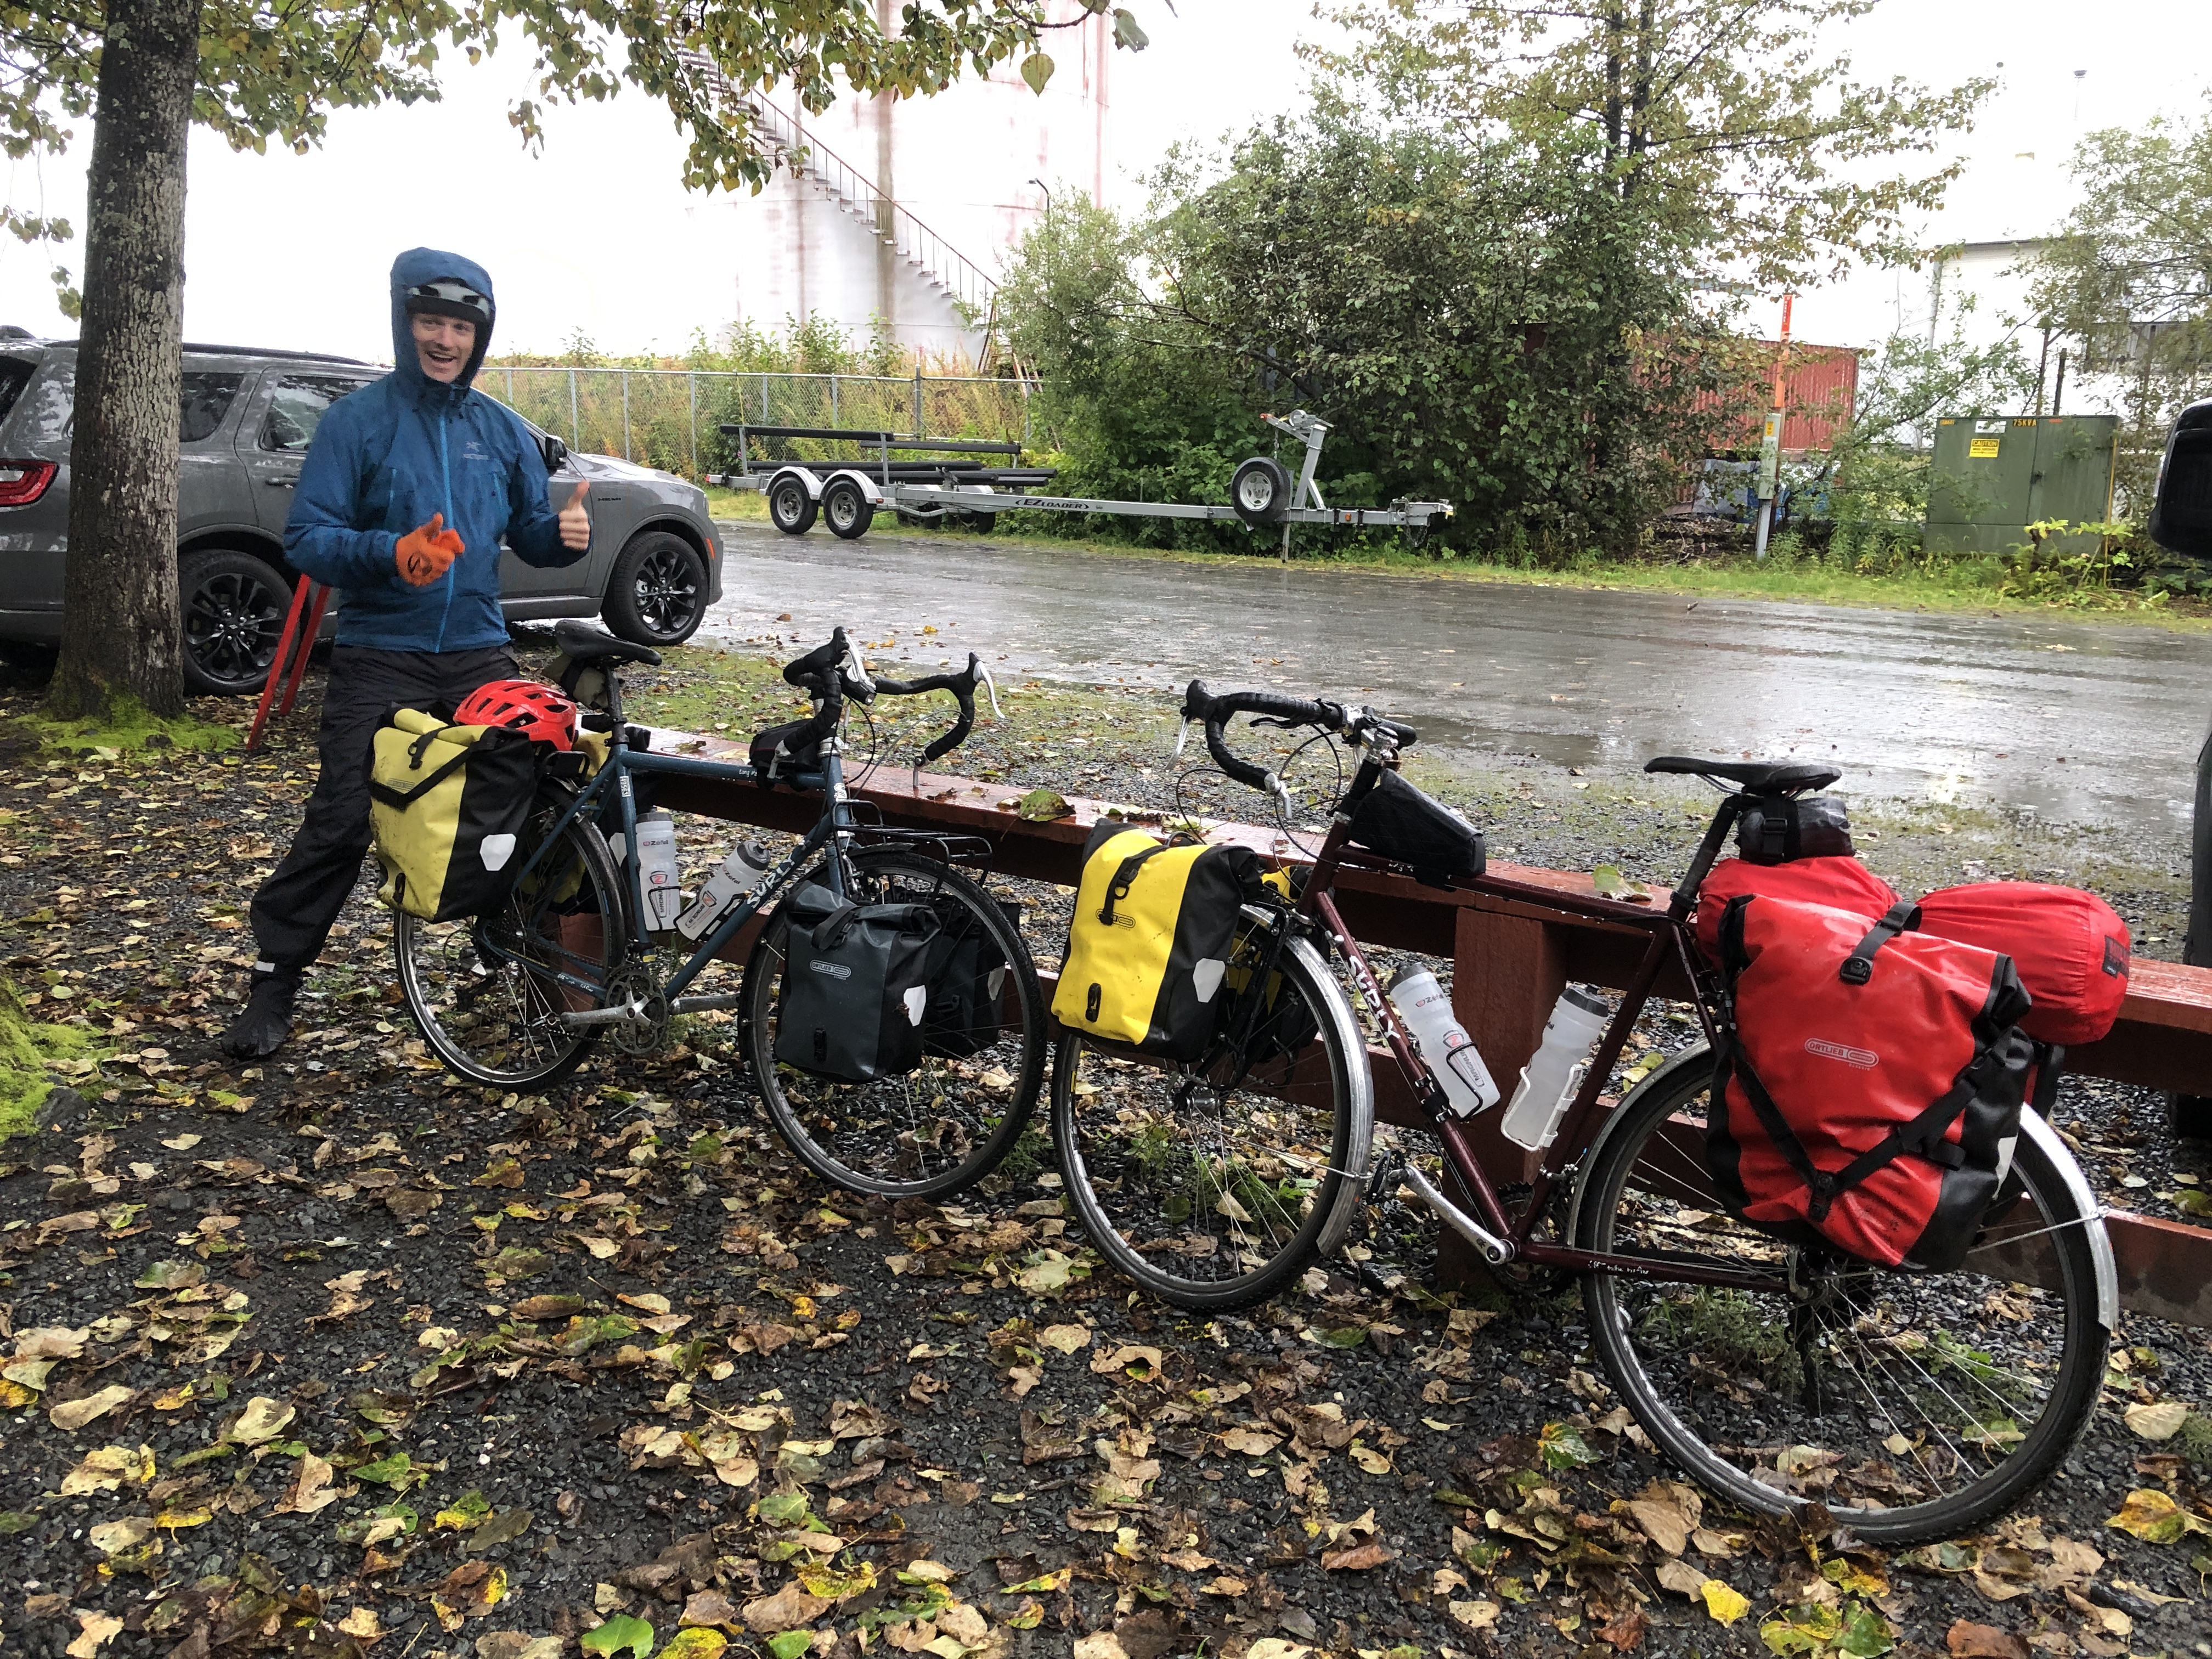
[1968,437,2001,458]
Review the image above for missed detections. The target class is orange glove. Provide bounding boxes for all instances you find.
[396,513,464,586]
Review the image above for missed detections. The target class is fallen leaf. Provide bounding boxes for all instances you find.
[1319,1539,1392,1572]
[1450,1600,1501,1631]
[50,1385,134,1432]
[1945,1621,2028,1659]
[87,1516,155,1555]
[2123,1401,2190,1441]
[275,1454,347,1515]
[1037,1324,1091,1354]
[740,1585,830,1634]
[2106,1487,2212,1543]
[67,1612,123,1658]
[1699,1579,1750,1625]
[579,1615,654,1659]
[680,1591,740,1630]
[225,1395,296,1446]
[1087,1344,1163,1378]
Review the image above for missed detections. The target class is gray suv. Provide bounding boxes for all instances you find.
[0,335,723,694]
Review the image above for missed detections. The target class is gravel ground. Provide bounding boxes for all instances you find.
[3,639,2211,1659]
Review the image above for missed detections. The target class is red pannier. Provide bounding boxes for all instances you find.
[1709,894,2036,1271]
[1915,882,2131,1046]
[1692,855,1901,960]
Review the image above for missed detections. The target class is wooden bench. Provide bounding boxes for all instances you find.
[647,738,2212,1329]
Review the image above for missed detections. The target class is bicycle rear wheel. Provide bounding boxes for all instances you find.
[1052,929,1372,1311]
[1571,1046,2112,1544]
[741,848,1045,1198]
[394,800,624,1089]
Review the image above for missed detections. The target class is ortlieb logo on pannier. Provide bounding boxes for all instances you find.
[1051,824,1264,1062]
[1710,894,2036,1271]
[369,708,543,922]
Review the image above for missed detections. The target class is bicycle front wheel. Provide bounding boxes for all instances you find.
[1571,1046,2112,1544]
[394,802,625,1090]
[1053,931,1372,1312]
[741,849,1045,1199]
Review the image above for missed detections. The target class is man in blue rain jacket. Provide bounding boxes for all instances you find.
[223,247,591,1058]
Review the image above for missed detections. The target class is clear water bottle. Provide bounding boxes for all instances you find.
[623,810,685,933]
[1499,986,1612,1150]
[674,839,773,941]
[1387,969,1500,1118]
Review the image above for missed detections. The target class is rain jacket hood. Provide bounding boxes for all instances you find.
[283,248,582,652]
[389,246,494,402]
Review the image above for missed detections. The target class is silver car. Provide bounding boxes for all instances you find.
[0,334,724,694]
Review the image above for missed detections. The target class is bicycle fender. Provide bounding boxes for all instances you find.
[1298,933,1375,1259]
[2018,1108,2117,1331]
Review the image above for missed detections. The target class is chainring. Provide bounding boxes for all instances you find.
[604,961,667,1055]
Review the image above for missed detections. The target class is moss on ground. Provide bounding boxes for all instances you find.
[0,970,93,1138]
[3,695,241,763]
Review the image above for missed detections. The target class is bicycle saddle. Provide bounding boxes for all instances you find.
[552,620,662,668]
[1644,756,1841,792]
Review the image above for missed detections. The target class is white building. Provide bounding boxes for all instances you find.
[723,2,1116,365]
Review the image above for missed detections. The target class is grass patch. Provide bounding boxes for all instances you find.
[0,970,94,1138]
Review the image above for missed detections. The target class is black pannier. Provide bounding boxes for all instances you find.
[1342,769,1485,881]
[1735,793,1854,865]
[921,896,1019,1059]
[774,884,940,1082]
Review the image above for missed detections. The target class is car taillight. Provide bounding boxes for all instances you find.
[0,460,57,506]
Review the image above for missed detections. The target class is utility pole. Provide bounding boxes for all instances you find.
[1753,294,1794,561]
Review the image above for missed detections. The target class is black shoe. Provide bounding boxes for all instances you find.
[222,968,300,1060]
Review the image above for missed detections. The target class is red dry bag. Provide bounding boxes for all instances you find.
[1710,895,2036,1271]
[1694,855,1901,960]
[1914,882,2130,1046]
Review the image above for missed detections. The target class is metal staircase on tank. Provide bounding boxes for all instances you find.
[680,50,1002,346]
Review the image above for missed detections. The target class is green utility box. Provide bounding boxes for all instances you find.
[1923,414,2119,555]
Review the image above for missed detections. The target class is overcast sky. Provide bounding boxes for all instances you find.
[1,0,2205,360]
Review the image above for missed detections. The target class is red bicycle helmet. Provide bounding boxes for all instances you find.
[454,679,579,749]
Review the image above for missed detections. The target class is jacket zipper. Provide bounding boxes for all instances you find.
[434,402,455,652]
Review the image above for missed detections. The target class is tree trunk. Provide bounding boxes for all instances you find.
[47,0,201,723]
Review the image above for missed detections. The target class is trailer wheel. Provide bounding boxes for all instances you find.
[959,511,997,535]
[769,473,817,535]
[1231,456,1293,527]
[822,476,876,541]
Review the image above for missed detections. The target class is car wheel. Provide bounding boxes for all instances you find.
[1230,456,1293,527]
[180,549,291,696]
[603,529,708,647]
[821,476,875,541]
[768,473,817,534]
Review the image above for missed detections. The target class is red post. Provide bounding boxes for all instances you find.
[244,577,324,753]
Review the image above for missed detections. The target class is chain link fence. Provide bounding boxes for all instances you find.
[477,368,1036,482]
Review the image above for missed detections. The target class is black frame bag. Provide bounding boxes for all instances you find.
[751,718,823,786]
[774,883,941,1082]
[1342,769,1485,883]
[1735,793,1854,865]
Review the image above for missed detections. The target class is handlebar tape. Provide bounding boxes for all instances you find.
[873,652,982,765]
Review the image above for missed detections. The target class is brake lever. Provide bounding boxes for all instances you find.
[843,641,876,696]
[977,660,1001,719]
[1174,718,1190,758]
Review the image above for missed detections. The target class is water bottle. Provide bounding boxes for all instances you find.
[1499,986,1613,1150]
[1386,969,1500,1118]
[624,810,685,933]
[674,839,773,941]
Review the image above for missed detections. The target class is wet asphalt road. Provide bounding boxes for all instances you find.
[704,522,2212,839]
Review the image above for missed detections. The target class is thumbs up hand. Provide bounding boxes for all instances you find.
[558,480,591,551]
[396,513,465,586]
